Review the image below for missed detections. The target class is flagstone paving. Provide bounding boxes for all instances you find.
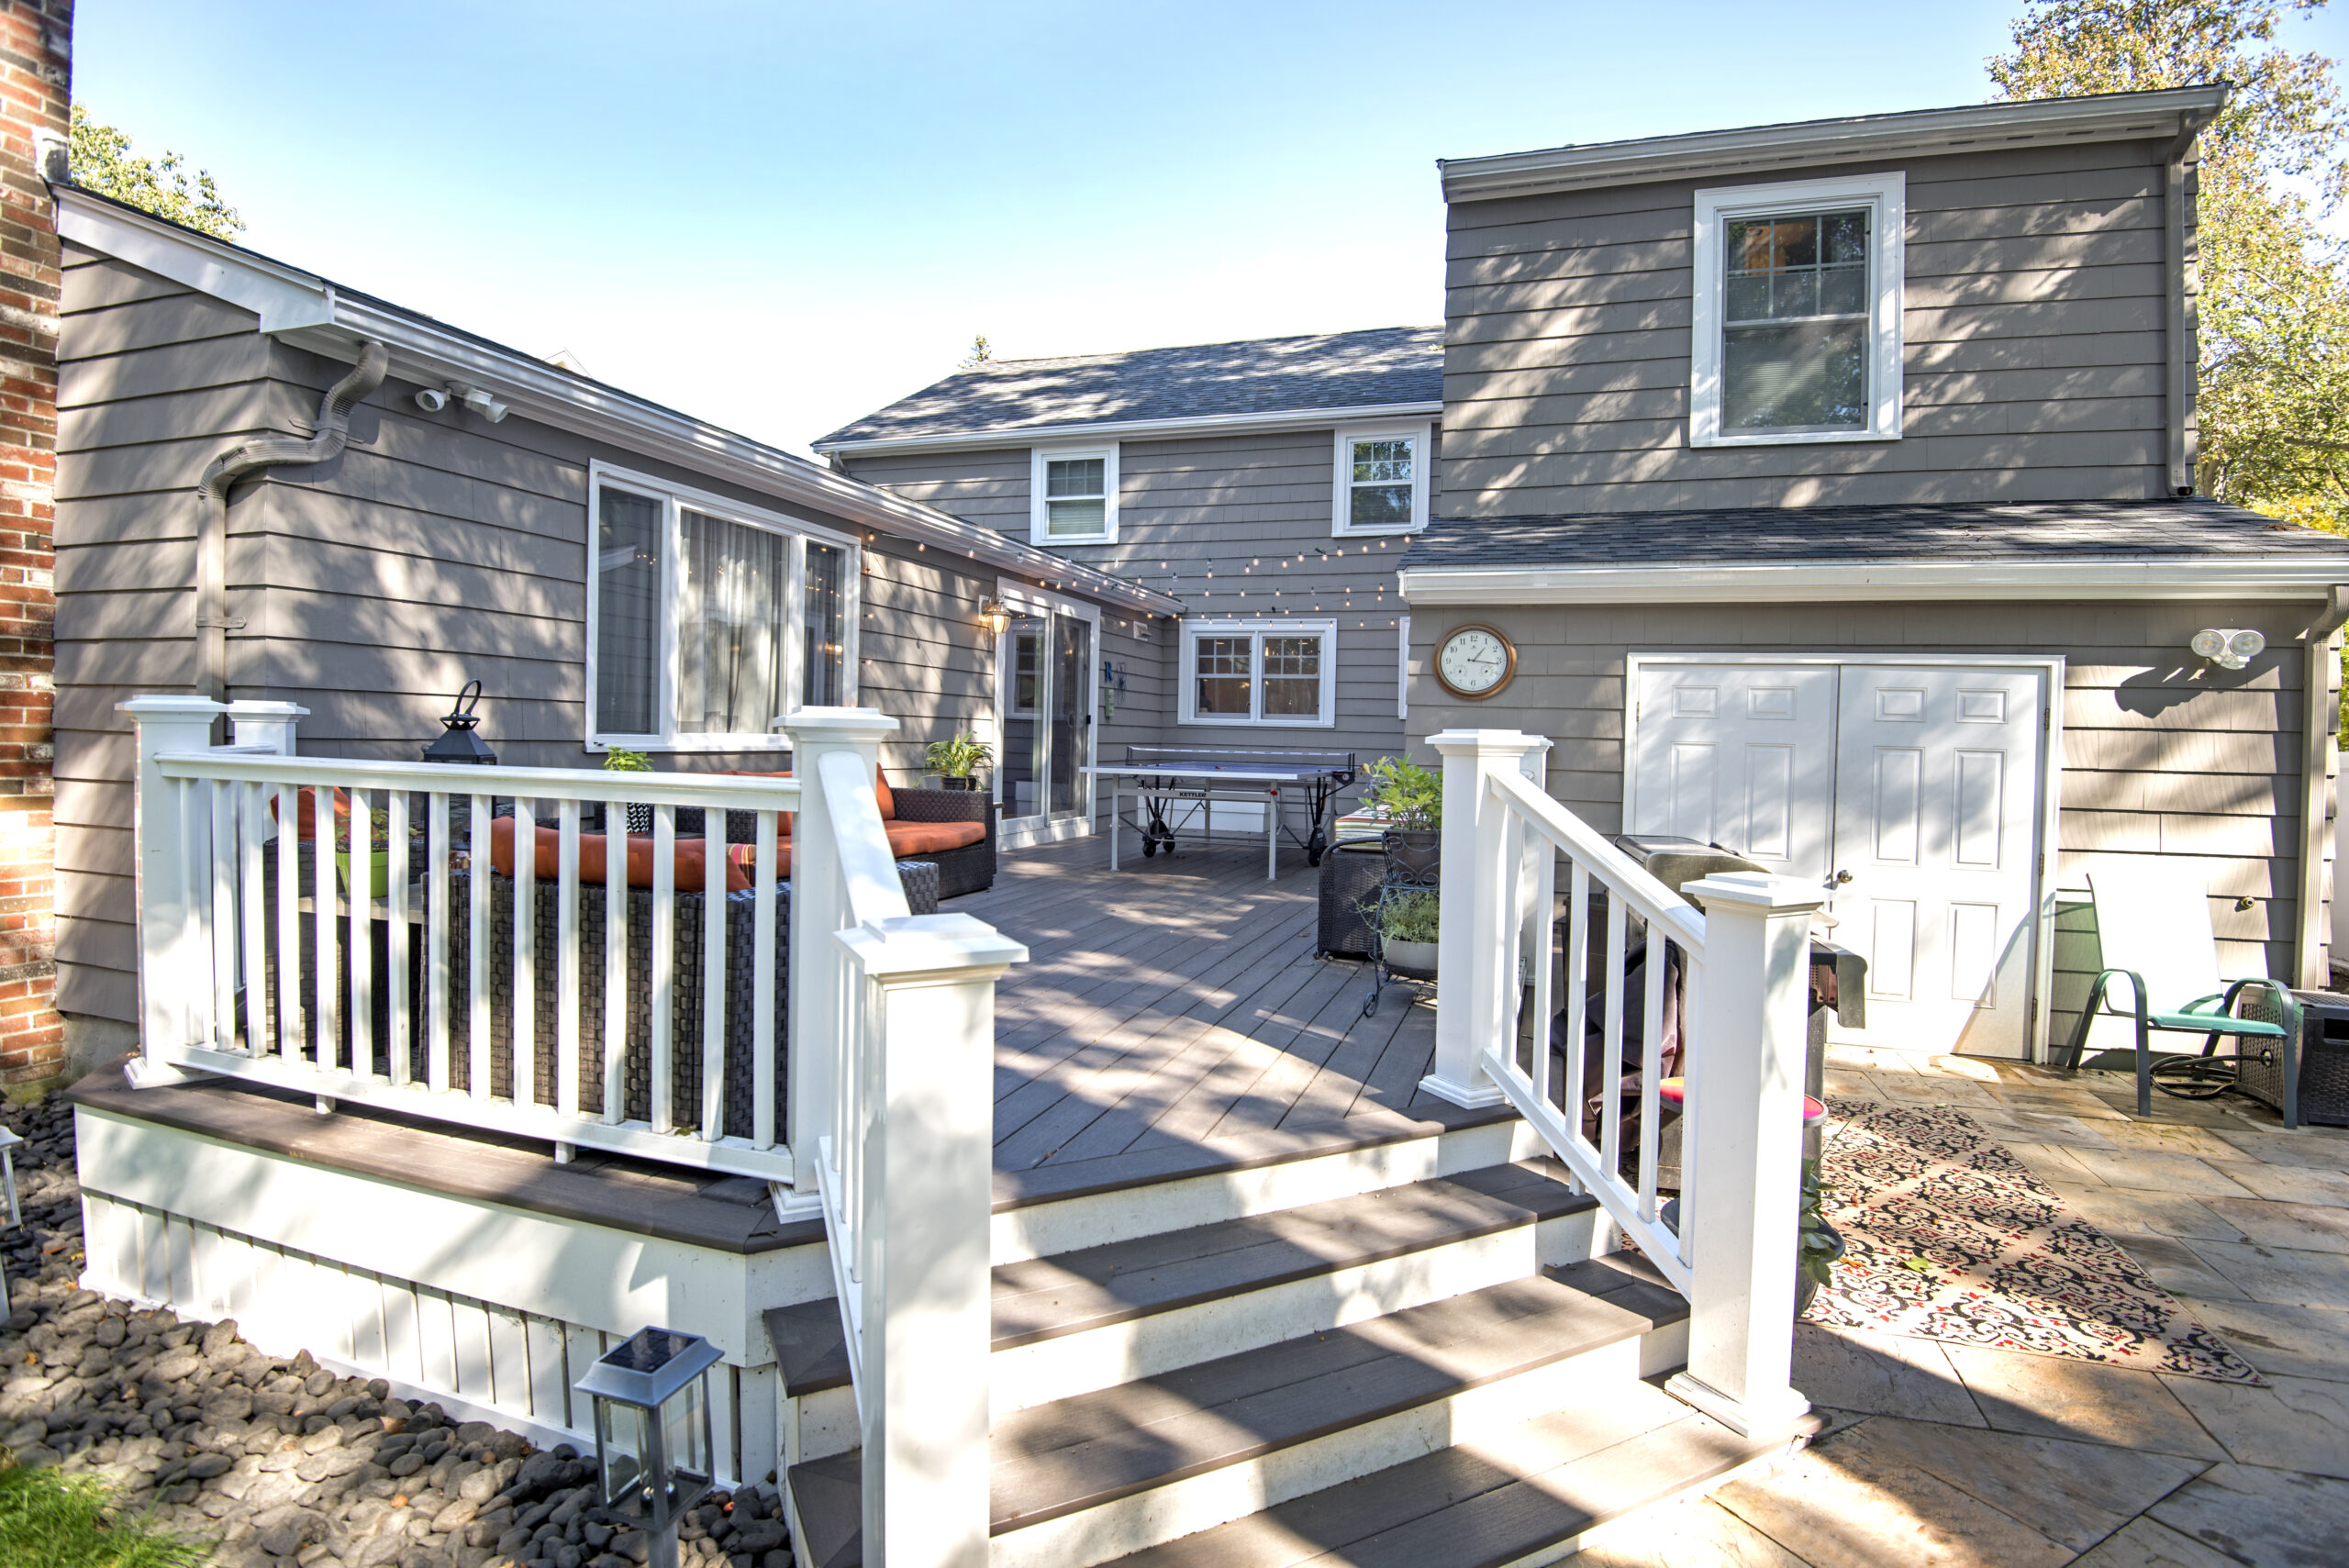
[1580,1047,2349,1568]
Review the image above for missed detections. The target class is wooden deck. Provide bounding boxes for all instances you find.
[963,835,1508,1208]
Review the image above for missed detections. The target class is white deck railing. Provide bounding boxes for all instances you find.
[1424,728,1820,1440]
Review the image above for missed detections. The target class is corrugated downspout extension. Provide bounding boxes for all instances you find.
[194,339,391,702]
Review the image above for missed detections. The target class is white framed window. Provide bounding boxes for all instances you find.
[1030,444,1119,544]
[586,461,859,751]
[1331,422,1431,535]
[1690,172,1905,447]
[1178,618,1337,727]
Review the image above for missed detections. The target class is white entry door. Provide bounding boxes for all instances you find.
[1630,660,2048,1058]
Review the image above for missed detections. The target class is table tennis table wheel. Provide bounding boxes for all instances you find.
[1142,838,1157,857]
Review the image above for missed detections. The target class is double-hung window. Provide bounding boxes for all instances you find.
[1332,422,1431,535]
[1030,444,1118,543]
[589,462,858,750]
[1179,619,1337,727]
[1690,173,1905,446]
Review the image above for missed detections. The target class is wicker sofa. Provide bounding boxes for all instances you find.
[675,775,996,899]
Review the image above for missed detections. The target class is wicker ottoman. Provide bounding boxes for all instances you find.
[2237,988,2349,1127]
[1317,840,1386,959]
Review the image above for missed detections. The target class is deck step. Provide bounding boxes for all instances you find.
[785,1253,1688,1568]
[772,1160,1596,1409]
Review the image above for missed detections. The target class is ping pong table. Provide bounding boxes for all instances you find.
[1084,746,1359,881]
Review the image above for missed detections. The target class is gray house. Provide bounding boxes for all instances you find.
[816,328,1442,840]
[1397,85,2349,1061]
[51,185,1179,1065]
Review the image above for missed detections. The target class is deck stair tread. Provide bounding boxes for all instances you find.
[785,1252,1687,1563]
[768,1159,1594,1395]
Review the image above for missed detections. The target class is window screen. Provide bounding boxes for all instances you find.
[595,486,662,735]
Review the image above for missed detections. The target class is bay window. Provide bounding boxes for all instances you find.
[1690,173,1905,446]
[1179,619,1337,727]
[588,462,858,750]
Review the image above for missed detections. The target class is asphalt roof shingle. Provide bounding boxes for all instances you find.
[1399,499,2349,571]
[814,326,1442,447]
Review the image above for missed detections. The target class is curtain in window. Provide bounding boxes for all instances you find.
[1195,637,1252,715]
[676,508,786,735]
[595,487,662,735]
[803,540,845,706]
[1262,636,1322,717]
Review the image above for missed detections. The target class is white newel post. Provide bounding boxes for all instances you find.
[780,707,899,1211]
[225,699,306,756]
[1668,871,1824,1440]
[117,695,230,1086]
[1422,728,1544,1109]
[838,917,1026,1568]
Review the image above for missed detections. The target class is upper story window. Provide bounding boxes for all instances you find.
[1332,422,1431,535]
[1179,619,1337,727]
[1030,444,1119,544]
[589,462,858,751]
[1690,173,1905,447]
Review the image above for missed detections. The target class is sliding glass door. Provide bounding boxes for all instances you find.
[996,591,1097,843]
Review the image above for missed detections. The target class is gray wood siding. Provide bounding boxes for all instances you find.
[1442,139,2186,514]
[56,245,1132,1024]
[846,427,1425,768]
[1401,597,2331,1051]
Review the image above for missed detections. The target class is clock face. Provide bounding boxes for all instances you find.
[1439,626,1513,697]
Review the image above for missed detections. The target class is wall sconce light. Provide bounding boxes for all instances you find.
[2190,628,2266,671]
[977,596,1010,638]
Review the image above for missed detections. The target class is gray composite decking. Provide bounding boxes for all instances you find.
[963,834,1507,1209]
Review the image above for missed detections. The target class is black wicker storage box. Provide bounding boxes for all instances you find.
[2237,988,2349,1127]
[1317,840,1386,958]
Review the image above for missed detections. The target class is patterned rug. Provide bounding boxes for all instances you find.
[1807,1098,2261,1384]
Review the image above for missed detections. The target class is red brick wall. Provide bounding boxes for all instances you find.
[0,2,66,1083]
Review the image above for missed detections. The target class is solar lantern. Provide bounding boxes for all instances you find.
[421,679,497,765]
[573,1327,723,1568]
[0,1126,17,1312]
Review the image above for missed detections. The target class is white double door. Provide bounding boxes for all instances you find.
[1630,661,2048,1058]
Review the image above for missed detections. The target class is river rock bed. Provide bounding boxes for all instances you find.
[0,1091,798,1568]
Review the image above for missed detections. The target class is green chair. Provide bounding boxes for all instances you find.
[2060,862,2301,1127]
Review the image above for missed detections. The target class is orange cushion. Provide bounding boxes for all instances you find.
[269,786,351,841]
[488,817,750,894]
[882,820,985,857]
[716,765,895,825]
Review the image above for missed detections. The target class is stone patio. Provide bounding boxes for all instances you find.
[1577,1046,2349,1568]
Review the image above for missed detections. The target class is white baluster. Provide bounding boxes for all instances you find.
[514,799,537,1109]
[603,796,626,1123]
[428,792,451,1092]
[349,787,373,1078]
[207,779,236,1051]
[387,791,411,1086]
[651,804,674,1133]
[312,784,340,1069]
[276,783,302,1060]
[469,794,491,1097]
[239,782,267,1055]
[557,800,581,1128]
[751,809,779,1150]
[702,806,727,1141]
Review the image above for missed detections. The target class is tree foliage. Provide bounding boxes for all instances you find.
[68,104,243,242]
[959,333,993,368]
[1990,2,2349,525]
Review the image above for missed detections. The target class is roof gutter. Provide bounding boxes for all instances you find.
[813,401,1444,457]
[1398,556,2349,606]
[1439,85,2231,202]
[56,189,1182,619]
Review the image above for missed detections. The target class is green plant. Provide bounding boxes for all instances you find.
[1798,1158,1842,1290]
[925,732,994,776]
[602,747,653,773]
[1361,756,1442,831]
[0,1459,213,1566]
[1372,890,1442,944]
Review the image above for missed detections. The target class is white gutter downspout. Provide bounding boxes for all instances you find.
[2299,585,2349,987]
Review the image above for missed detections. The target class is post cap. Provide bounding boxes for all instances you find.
[117,695,229,718]
[1682,871,1826,915]
[225,700,309,718]
[1426,728,1544,758]
[778,707,900,741]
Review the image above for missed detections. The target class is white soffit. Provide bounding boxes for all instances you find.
[56,188,1181,617]
[1397,558,2349,605]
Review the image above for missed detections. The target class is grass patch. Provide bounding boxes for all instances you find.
[0,1459,212,1566]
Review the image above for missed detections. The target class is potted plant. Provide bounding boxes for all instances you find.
[924,732,993,792]
[1796,1157,1846,1318]
[1374,888,1441,975]
[336,806,395,899]
[1361,755,1442,855]
[605,746,654,835]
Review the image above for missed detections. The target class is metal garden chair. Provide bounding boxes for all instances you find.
[2060,862,2302,1127]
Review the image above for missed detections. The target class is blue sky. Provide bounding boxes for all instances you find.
[73,0,2349,453]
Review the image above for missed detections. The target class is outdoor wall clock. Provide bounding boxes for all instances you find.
[1435,623,1517,700]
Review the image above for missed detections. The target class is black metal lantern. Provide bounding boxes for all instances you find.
[573,1327,722,1568]
[421,679,497,765]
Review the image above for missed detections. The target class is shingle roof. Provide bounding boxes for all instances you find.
[1401,499,2349,570]
[813,326,1443,448]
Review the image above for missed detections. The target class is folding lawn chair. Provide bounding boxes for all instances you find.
[2060,862,2302,1127]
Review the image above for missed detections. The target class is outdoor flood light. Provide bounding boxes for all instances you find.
[573,1326,723,1568]
[2190,628,2266,670]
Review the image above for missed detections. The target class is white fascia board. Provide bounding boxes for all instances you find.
[1439,85,2230,203]
[812,401,1446,457]
[1397,557,2349,606]
[57,189,1180,618]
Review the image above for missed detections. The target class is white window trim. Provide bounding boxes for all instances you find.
[1030,443,1119,545]
[1331,421,1432,536]
[584,459,861,753]
[1689,172,1905,448]
[1178,617,1339,728]
[1397,612,1411,719]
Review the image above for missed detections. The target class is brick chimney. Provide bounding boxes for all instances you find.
[0,2,67,1086]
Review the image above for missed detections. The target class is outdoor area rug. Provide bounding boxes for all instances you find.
[1805,1097,2263,1384]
